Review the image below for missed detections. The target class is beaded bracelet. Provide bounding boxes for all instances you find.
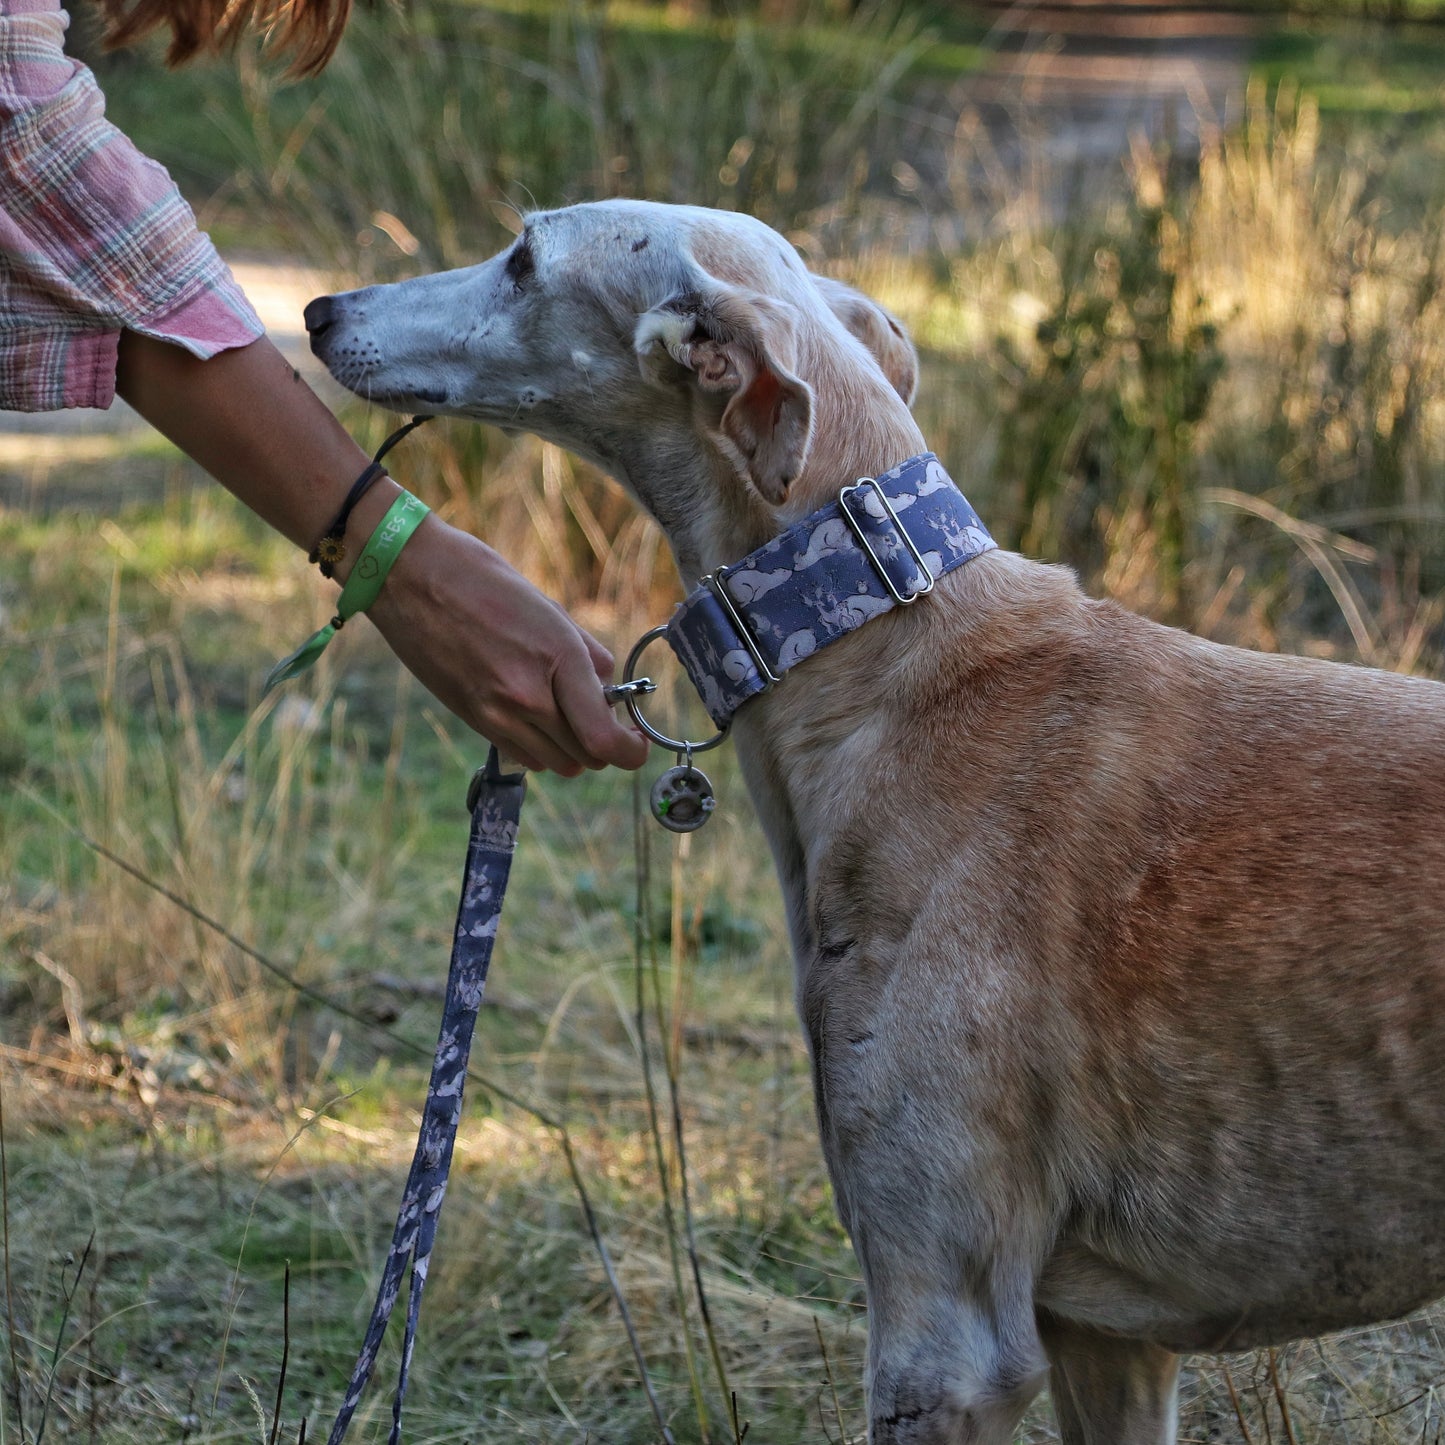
[265,490,431,695]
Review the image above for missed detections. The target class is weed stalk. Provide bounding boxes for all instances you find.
[34,1230,93,1445]
[0,1072,24,1444]
[267,1261,291,1445]
[630,776,711,1440]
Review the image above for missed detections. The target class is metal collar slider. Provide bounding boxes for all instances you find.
[701,476,938,699]
[619,452,995,743]
[704,564,782,688]
[838,476,936,604]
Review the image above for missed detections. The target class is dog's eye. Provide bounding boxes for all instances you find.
[505,239,535,292]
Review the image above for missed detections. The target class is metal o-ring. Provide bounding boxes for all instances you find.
[622,626,729,754]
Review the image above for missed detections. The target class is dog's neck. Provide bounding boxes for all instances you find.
[784,335,931,520]
[611,339,1060,948]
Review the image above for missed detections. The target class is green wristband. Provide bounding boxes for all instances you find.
[264,490,431,695]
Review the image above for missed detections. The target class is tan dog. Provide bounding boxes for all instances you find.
[305,201,1445,1445]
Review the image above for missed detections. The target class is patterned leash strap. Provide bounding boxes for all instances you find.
[328,747,526,1445]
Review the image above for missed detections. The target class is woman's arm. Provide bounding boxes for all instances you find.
[116,330,649,776]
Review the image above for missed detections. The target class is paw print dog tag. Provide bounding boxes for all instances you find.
[650,765,716,833]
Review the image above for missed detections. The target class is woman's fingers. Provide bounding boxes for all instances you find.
[553,643,651,771]
[365,518,650,775]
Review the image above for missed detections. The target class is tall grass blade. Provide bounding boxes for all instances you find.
[0,1074,24,1445]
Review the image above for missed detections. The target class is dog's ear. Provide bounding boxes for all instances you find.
[635,287,813,505]
[811,275,918,406]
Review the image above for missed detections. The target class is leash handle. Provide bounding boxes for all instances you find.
[327,747,525,1445]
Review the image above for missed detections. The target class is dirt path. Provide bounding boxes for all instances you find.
[969,1,1256,152]
[944,0,1256,214]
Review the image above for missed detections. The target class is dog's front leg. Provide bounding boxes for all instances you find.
[858,1248,1050,1445]
[806,985,1050,1443]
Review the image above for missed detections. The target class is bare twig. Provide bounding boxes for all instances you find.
[1257,1352,1274,1445]
[210,1105,348,1427]
[34,1231,93,1444]
[0,1071,26,1442]
[1201,488,1381,664]
[731,1390,750,1444]
[29,953,86,1049]
[267,1261,292,1445]
[632,776,711,1441]
[665,1003,737,1443]
[1267,1348,1300,1445]
[649,807,738,1440]
[86,1256,99,1445]
[555,1130,676,1445]
[815,1317,851,1445]
[1222,1360,1255,1445]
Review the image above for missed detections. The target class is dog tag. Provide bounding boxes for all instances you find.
[650,764,716,833]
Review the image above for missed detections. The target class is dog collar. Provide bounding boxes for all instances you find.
[660,452,996,729]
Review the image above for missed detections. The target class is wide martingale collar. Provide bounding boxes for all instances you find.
[665,453,996,728]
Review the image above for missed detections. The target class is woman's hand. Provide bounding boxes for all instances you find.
[365,512,649,775]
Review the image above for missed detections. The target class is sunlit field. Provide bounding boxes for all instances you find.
[7,2,1445,1439]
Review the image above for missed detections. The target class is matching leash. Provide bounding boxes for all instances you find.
[328,748,526,1445]
[270,416,528,1442]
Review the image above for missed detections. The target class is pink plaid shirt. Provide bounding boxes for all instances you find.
[0,0,262,411]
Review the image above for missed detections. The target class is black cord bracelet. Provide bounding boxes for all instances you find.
[310,462,386,578]
[307,415,436,579]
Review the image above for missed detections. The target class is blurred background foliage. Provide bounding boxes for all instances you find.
[7,1,1445,1440]
[80,0,1445,661]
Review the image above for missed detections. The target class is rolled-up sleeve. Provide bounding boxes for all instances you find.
[0,0,263,411]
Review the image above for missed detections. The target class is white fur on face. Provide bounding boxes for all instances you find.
[312,204,711,448]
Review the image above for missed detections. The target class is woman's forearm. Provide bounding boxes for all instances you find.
[115,331,376,554]
[113,329,649,775]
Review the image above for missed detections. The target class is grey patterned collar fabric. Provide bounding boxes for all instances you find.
[666,453,996,728]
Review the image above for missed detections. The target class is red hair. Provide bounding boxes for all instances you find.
[100,0,351,76]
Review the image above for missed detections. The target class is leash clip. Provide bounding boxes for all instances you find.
[466,746,526,813]
[603,678,657,706]
[618,626,729,755]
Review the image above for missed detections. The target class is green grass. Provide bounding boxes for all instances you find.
[2,445,854,1441]
[1254,15,1445,117]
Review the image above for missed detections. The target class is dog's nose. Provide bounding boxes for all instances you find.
[303,295,337,350]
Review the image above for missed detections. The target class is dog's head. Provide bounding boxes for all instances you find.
[305,201,920,528]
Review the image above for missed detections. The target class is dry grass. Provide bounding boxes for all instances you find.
[7,8,1445,1441]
